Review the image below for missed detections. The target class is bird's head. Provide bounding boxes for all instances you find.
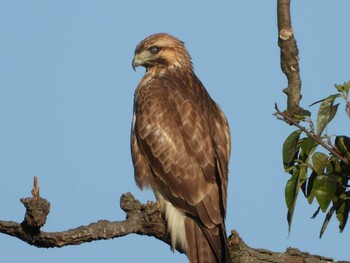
[132,33,193,72]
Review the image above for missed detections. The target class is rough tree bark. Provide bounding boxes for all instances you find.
[0,1,347,263]
[0,178,348,263]
[277,0,303,117]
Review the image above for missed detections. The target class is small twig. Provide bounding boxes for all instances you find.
[324,134,335,150]
[31,176,40,200]
[274,104,349,165]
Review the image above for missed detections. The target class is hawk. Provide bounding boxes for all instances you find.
[131,33,231,263]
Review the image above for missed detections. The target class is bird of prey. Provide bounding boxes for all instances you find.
[131,33,231,263]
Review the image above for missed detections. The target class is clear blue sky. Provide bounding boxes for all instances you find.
[0,1,349,262]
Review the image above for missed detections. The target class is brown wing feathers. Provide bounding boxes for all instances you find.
[131,33,231,263]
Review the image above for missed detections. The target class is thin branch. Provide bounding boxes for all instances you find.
[274,104,349,165]
[277,0,303,115]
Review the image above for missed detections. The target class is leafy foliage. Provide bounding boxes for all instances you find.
[282,81,350,237]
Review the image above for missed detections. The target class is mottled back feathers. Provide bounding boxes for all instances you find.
[131,33,231,263]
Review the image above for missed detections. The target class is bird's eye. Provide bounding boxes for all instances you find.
[149,46,160,54]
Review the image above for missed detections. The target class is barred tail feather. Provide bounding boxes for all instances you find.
[185,217,229,263]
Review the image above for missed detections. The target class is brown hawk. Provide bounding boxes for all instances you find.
[131,33,231,263]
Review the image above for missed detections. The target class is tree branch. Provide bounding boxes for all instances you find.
[0,178,348,263]
[274,104,349,165]
[0,190,170,249]
[277,0,303,116]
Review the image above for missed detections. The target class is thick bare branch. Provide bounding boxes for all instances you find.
[0,192,169,249]
[0,178,348,262]
[277,0,303,116]
[229,230,342,263]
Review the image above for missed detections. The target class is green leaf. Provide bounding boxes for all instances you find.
[335,81,350,93]
[313,175,337,212]
[344,81,350,93]
[300,180,307,198]
[328,104,339,125]
[336,193,350,233]
[300,137,318,156]
[335,84,345,92]
[316,94,340,135]
[311,206,321,219]
[307,171,317,204]
[312,152,328,175]
[283,130,302,171]
[326,156,342,175]
[335,135,350,160]
[285,168,301,233]
[320,203,336,238]
[299,165,308,198]
[285,169,299,210]
[293,109,312,121]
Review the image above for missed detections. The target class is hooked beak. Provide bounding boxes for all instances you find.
[132,54,143,71]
